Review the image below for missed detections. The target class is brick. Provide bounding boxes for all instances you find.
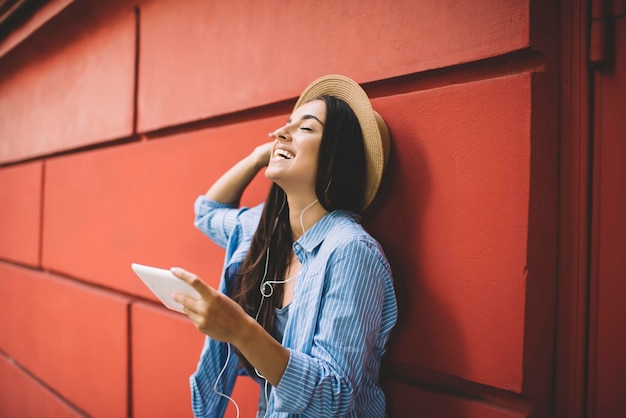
[0,263,130,417]
[138,0,529,131]
[385,379,526,418]
[131,302,203,417]
[0,161,42,266]
[0,1,135,163]
[42,115,277,298]
[131,302,260,417]
[367,74,531,391]
[0,354,83,418]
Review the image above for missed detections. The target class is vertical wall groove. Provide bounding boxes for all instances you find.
[132,6,140,135]
[38,159,45,269]
[127,303,134,418]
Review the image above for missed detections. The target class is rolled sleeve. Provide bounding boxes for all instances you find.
[194,196,239,248]
[274,350,320,412]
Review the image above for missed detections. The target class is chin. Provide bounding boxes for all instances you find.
[264,171,284,188]
[264,168,277,180]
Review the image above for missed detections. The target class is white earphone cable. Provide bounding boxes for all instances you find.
[214,197,318,417]
[213,343,240,418]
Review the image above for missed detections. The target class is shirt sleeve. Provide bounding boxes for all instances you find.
[190,337,239,417]
[273,239,390,416]
[194,195,241,249]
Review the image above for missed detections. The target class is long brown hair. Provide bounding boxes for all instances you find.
[232,95,366,376]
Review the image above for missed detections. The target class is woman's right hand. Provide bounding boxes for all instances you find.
[250,140,274,169]
[204,140,275,205]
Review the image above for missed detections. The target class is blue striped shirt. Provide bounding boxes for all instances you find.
[190,196,398,417]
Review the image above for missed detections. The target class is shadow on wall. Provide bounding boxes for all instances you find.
[366,126,468,417]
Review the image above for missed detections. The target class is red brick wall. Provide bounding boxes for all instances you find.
[0,0,559,417]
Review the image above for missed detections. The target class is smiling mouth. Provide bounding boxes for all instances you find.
[274,149,295,159]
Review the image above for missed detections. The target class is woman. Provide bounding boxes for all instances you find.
[172,75,398,417]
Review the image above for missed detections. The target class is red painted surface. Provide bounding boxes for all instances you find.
[0,1,135,164]
[590,14,626,418]
[0,161,42,266]
[370,74,530,391]
[131,302,200,417]
[0,354,82,418]
[42,117,275,298]
[386,380,525,418]
[138,0,529,131]
[0,0,597,416]
[553,1,593,416]
[0,0,74,59]
[0,263,130,417]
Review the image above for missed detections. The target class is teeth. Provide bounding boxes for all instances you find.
[274,149,295,159]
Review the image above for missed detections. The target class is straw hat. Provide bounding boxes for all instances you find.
[294,74,390,212]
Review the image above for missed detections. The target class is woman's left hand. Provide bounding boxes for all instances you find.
[171,267,249,345]
[172,267,290,386]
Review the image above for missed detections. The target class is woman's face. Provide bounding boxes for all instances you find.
[265,100,326,196]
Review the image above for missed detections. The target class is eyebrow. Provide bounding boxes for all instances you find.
[287,114,325,126]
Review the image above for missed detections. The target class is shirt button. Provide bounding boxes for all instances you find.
[294,243,301,251]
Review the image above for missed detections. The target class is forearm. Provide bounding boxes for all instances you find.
[205,142,272,205]
[173,265,288,386]
[234,315,290,387]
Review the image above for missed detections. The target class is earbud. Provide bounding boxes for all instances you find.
[260,281,274,297]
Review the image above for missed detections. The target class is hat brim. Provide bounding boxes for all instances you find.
[294,75,390,212]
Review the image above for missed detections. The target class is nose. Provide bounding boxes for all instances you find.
[271,126,291,141]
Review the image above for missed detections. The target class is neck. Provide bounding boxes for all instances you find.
[287,196,327,241]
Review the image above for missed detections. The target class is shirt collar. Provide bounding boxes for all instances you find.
[293,210,361,253]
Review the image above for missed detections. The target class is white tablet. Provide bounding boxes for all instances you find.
[131,263,200,313]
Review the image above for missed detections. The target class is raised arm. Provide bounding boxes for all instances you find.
[205,140,274,205]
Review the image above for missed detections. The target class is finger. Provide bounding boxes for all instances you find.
[172,292,196,312]
[173,293,200,318]
[170,267,214,298]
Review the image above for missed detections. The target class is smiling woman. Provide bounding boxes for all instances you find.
[171,75,397,418]
[265,99,327,198]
